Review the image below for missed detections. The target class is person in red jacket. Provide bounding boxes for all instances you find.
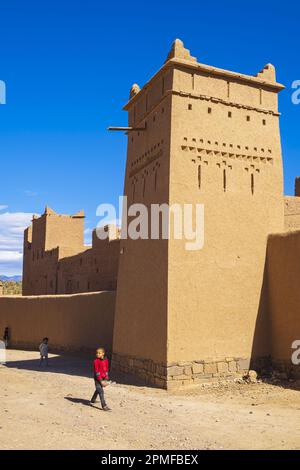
[90,347,111,411]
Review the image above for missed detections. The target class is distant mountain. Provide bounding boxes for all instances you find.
[0,275,22,282]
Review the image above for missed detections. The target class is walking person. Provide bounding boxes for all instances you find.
[90,347,111,411]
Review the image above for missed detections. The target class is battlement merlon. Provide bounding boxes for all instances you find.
[23,225,32,250]
[92,224,121,248]
[43,206,85,219]
[124,39,285,117]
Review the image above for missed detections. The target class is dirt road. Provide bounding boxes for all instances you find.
[0,349,299,450]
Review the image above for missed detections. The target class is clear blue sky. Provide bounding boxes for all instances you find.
[0,0,300,275]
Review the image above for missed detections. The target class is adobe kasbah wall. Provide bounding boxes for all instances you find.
[22,207,120,295]
[112,39,300,388]
[267,230,300,377]
[0,292,116,352]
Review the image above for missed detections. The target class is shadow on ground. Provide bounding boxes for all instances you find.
[64,396,92,406]
[4,350,157,389]
[64,397,111,410]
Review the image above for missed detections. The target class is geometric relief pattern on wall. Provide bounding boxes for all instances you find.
[129,141,164,177]
[181,136,273,165]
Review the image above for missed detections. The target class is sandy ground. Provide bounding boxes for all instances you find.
[0,349,300,450]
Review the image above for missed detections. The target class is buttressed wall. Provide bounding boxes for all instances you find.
[112,39,285,387]
[23,207,120,296]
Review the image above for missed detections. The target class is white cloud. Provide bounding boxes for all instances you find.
[0,205,8,211]
[0,251,23,262]
[0,211,34,276]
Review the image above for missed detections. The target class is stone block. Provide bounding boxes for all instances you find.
[204,363,217,374]
[217,361,229,373]
[184,366,192,376]
[193,373,213,379]
[134,359,144,370]
[177,361,192,367]
[228,361,237,373]
[237,358,251,371]
[128,358,134,368]
[192,362,204,374]
[167,365,184,377]
[182,378,194,386]
[171,374,190,380]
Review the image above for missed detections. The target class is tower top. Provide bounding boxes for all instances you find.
[40,206,85,218]
[44,206,56,216]
[165,38,197,63]
[255,63,276,83]
[124,39,284,110]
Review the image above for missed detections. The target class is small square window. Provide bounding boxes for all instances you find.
[247,116,250,121]
[188,104,192,110]
[208,107,212,114]
[263,119,266,125]
[228,111,232,118]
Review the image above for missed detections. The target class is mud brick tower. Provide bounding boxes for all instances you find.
[112,40,285,388]
[113,40,285,387]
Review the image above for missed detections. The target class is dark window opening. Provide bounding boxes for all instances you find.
[223,169,227,192]
[198,165,201,189]
[251,174,254,195]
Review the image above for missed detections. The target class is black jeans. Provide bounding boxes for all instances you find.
[91,380,107,408]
